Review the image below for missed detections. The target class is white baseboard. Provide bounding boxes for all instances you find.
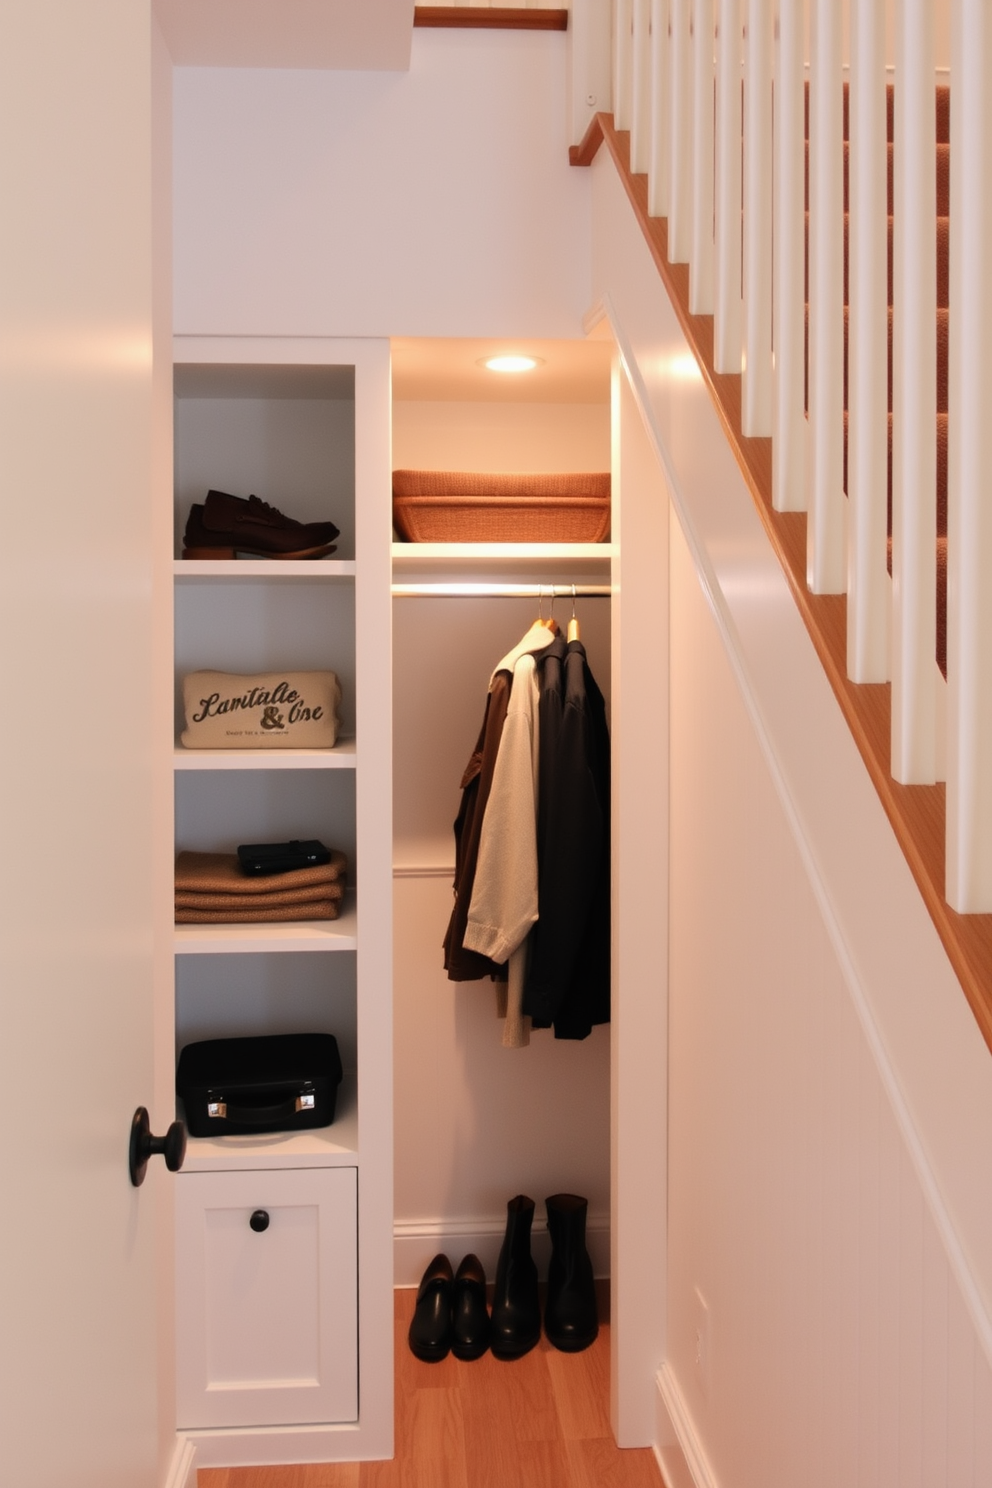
[394,1212,610,1287]
[655,1363,720,1488]
[163,1436,197,1488]
[177,1420,392,1470]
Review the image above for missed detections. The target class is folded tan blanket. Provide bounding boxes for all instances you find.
[175,879,344,911]
[175,849,347,895]
[176,899,341,925]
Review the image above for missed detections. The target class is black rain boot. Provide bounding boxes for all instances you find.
[544,1193,598,1352]
[490,1194,541,1360]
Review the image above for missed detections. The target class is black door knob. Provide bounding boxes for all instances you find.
[128,1106,187,1187]
[250,1209,270,1233]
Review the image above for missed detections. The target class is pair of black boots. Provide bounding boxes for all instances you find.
[408,1193,598,1363]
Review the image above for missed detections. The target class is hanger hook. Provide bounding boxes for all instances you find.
[537,584,545,622]
[549,586,557,622]
[571,583,577,620]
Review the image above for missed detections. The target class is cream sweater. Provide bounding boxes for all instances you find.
[463,650,542,1046]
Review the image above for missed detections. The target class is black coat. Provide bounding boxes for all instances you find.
[523,636,611,1038]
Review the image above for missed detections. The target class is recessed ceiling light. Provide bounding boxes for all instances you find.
[479,355,544,373]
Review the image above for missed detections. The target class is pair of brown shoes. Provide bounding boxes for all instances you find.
[408,1253,490,1363]
[182,489,339,560]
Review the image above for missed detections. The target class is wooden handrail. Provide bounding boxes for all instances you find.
[414,7,568,29]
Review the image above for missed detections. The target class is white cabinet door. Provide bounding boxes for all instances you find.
[176,1167,358,1428]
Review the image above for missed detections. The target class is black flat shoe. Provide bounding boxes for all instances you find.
[451,1253,490,1361]
[408,1253,454,1363]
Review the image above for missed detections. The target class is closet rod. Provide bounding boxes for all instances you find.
[391,583,612,598]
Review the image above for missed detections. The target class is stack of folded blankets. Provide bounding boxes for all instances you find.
[175,850,347,924]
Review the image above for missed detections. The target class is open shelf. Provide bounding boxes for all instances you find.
[174,559,356,582]
[178,1094,359,1172]
[175,896,358,955]
[174,737,357,771]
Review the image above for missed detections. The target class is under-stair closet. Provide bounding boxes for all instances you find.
[389,336,615,1286]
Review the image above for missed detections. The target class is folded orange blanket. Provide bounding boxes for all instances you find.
[175,849,347,895]
[175,879,344,911]
[175,899,341,925]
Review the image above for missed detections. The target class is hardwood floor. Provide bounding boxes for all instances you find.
[198,1286,664,1488]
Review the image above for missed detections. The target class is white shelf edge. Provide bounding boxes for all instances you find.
[173,559,356,580]
[174,898,358,954]
[391,541,615,565]
[390,542,615,586]
[178,1101,359,1172]
[173,737,357,770]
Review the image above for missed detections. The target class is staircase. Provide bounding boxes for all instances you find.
[568,6,992,1062]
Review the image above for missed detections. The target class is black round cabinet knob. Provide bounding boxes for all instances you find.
[250,1209,270,1233]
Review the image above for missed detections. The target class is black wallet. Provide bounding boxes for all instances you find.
[237,838,332,876]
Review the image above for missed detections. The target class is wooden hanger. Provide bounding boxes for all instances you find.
[490,590,558,682]
[567,584,580,642]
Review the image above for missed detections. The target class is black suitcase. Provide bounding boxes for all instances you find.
[176,1032,343,1137]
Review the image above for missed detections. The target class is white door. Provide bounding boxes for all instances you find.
[0,5,168,1485]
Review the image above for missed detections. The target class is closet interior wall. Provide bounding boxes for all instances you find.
[392,390,613,1285]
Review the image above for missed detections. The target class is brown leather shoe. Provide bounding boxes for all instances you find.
[182,490,339,560]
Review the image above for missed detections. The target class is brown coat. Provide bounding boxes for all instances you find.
[443,669,512,981]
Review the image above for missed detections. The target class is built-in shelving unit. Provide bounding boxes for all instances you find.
[169,336,393,1467]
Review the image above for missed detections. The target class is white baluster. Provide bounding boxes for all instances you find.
[714,0,742,372]
[771,0,807,510]
[806,0,845,590]
[891,0,937,780]
[691,0,716,312]
[631,0,653,171]
[742,0,773,435]
[846,0,889,670]
[947,0,992,908]
[568,0,614,148]
[668,0,692,261]
[615,0,635,132]
[648,0,672,216]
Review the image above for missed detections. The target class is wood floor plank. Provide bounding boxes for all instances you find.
[565,1438,665,1488]
[199,1468,361,1488]
[544,1323,613,1441]
[464,1341,563,1443]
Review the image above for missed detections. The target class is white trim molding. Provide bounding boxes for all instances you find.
[394,1212,610,1287]
[655,1363,720,1488]
[163,1436,198,1488]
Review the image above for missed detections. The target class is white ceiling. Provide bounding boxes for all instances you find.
[154,0,416,70]
[391,337,613,404]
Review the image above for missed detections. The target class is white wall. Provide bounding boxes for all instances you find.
[590,138,992,1484]
[667,514,992,1486]
[173,29,592,339]
[393,400,610,475]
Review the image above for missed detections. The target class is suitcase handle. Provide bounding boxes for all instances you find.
[221,1089,315,1126]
